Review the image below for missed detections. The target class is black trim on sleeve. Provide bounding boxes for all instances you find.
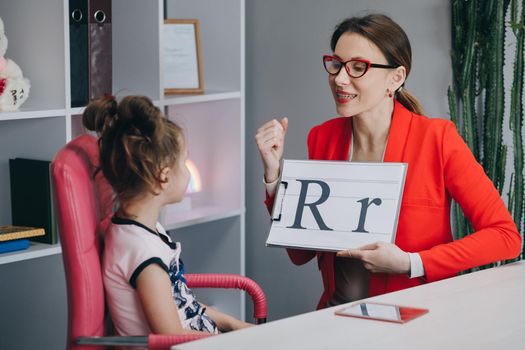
[129,257,169,289]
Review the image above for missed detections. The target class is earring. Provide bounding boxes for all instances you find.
[387,89,393,98]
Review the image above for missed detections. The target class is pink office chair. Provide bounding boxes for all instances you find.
[51,134,267,350]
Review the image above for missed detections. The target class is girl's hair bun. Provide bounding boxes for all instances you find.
[116,95,162,139]
[82,95,118,133]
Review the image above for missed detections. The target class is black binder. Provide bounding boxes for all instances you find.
[88,0,112,100]
[69,0,89,107]
[9,158,58,245]
[69,0,112,107]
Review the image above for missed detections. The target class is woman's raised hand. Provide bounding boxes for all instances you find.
[255,117,288,183]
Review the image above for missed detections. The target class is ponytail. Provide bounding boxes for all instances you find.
[81,95,185,205]
[396,88,424,115]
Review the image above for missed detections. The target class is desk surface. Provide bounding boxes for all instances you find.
[173,261,525,350]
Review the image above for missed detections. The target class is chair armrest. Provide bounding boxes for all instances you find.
[76,334,211,350]
[77,336,148,347]
[148,334,212,350]
[185,273,267,323]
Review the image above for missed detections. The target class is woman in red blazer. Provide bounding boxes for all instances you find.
[255,14,522,309]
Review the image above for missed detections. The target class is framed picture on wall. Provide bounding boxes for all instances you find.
[163,19,204,94]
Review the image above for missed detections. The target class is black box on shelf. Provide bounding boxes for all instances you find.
[9,158,58,245]
[69,0,90,107]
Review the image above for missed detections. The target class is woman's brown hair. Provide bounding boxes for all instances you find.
[82,95,184,205]
[331,14,424,115]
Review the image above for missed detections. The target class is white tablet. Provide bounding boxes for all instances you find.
[335,301,428,324]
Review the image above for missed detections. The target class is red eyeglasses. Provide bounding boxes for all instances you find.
[323,55,397,78]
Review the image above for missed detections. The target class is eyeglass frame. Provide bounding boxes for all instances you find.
[322,55,397,78]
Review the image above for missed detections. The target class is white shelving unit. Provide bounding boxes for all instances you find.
[0,0,245,348]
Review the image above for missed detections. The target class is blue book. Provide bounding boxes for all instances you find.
[0,239,30,254]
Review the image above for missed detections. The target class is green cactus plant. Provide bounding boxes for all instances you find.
[449,0,524,265]
[509,0,525,258]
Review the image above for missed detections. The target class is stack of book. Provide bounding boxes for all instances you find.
[0,226,45,254]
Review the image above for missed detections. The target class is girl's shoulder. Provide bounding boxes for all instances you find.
[106,218,176,253]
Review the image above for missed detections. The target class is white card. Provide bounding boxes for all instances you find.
[266,159,407,251]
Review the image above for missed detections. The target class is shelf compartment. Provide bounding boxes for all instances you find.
[113,0,162,100]
[0,116,67,225]
[166,99,242,216]
[0,242,62,265]
[166,0,241,92]
[0,0,66,111]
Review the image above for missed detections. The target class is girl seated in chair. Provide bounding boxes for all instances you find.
[82,95,251,336]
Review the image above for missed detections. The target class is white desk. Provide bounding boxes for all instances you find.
[173,261,525,350]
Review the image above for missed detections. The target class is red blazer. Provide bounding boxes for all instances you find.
[266,101,522,309]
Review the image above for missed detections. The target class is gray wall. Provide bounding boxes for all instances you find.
[245,0,452,321]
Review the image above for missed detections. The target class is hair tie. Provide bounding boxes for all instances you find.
[103,92,116,100]
[395,85,404,97]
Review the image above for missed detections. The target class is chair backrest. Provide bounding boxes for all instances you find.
[51,134,114,350]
